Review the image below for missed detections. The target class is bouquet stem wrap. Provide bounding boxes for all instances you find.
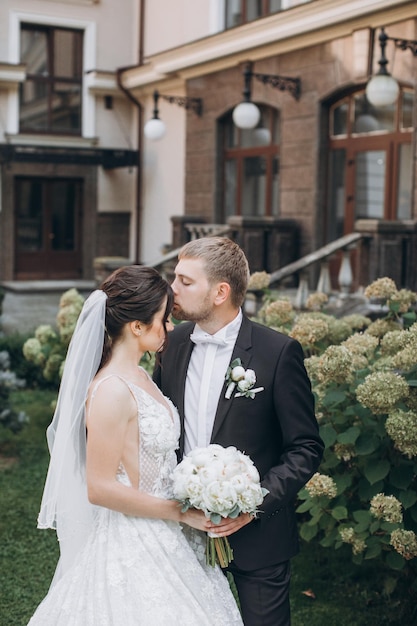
[207,533,234,568]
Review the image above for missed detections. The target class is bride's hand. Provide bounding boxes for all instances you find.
[207,513,254,537]
[180,508,212,532]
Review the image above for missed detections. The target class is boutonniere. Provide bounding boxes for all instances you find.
[224,358,264,399]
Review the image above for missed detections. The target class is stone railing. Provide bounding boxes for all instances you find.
[266,232,367,308]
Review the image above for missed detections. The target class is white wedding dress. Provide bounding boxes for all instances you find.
[28,376,243,626]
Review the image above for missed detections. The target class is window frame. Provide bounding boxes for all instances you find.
[326,86,413,238]
[220,105,280,219]
[19,23,84,135]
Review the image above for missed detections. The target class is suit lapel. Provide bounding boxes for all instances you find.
[210,316,253,441]
[175,334,194,456]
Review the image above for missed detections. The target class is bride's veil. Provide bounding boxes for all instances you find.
[37,289,107,584]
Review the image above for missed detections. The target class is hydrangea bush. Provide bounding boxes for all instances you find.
[0,351,29,433]
[254,276,417,604]
[22,288,85,386]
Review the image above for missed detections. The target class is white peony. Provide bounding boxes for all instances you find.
[231,365,246,381]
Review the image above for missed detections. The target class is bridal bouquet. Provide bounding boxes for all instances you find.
[172,444,268,567]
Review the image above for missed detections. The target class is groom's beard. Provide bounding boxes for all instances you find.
[172,296,214,324]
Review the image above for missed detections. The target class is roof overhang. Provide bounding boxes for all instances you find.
[119,0,417,96]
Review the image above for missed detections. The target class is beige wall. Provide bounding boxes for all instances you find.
[144,0,219,57]
[0,0,141,271]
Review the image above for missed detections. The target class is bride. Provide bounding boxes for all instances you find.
[28,265,243,625]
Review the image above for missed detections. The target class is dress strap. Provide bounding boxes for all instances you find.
[87,374,135,418]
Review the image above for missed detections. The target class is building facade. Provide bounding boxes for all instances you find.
[0,0,139,282]
[121,0,417,290]
[1,0,416,293]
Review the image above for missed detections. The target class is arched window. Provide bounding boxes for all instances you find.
[326,87,413,242]
[221,105,280,220]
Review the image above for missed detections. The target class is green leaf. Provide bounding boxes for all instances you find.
[363,460,391,485]
[331,506,348,520]
[299,522,318,542]
[358,478,384,501]
[333,473,353,494]
[353,510,372,528]
[399,490,417,510]
[364,542,382,560]
[337,426,361,445]
[355,434,379,455]
[386,551,406,570]
[408,504,417,523]
[369,520,381,534]
[322,390,347,407]
[296,499,313,513]
[210,513,222,524]
[228,505,241,519]
[319,424,338,447]
[389,465,415,490]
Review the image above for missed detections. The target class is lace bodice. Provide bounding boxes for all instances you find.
[90,373,181,498]
[122,380,180,497]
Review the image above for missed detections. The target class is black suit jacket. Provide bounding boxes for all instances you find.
[153,315,324,570]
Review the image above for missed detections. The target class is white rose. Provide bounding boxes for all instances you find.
[203,481,238,517]
[237,379,252,392]
[231,366,246,381]
[189,447,215,468]
[229,474,248,494]
[198,462,225,485]
[238,483,265,512]
[222,460,244,480]
[172,474,189,500]
[185,476,204,507]
[244,369,256,385]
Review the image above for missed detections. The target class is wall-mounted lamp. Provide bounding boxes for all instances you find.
[144,89,203,140]
[232,62,301,129]
[366,27,417,107]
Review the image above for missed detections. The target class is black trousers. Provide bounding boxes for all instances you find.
[226,560,291,626]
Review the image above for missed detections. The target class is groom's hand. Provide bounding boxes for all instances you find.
[208,513,254,537]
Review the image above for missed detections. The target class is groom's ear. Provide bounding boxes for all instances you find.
[213,281,231,305]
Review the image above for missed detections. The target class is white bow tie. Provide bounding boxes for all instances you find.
[190,332,227,346]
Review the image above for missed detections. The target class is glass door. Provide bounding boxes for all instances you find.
[15,177,82,279]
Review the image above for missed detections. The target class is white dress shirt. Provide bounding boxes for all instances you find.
[183,310,243,455]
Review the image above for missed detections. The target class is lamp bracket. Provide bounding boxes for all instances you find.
[252,72,301,101]
[159,93,203,116]
[388,36,417,57]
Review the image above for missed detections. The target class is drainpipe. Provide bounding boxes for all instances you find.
[116,0,146,264]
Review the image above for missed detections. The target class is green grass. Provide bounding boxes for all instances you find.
[0,389,414,625]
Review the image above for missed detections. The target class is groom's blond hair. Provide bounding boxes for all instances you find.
[178,237,250,308]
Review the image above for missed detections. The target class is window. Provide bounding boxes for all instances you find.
[224,0,312,28]
[19,24,83,134]
[221,106,280,219]
[326,87,413,241]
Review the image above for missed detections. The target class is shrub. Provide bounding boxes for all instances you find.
[0,333,52,389]
[0,351,29,435]
[253,277,417,617]
[259,279,417,608]
[22,288,84,387]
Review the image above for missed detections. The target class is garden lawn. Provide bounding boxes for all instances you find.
[0,389,409,625]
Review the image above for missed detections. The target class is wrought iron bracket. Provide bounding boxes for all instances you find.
[154,90,203,116]
[380,27,417,57]
[242,62,301,102]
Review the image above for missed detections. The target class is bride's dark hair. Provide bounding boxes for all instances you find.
[99,265,173,369]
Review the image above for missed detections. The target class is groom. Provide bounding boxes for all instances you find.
[153,237,324,626]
